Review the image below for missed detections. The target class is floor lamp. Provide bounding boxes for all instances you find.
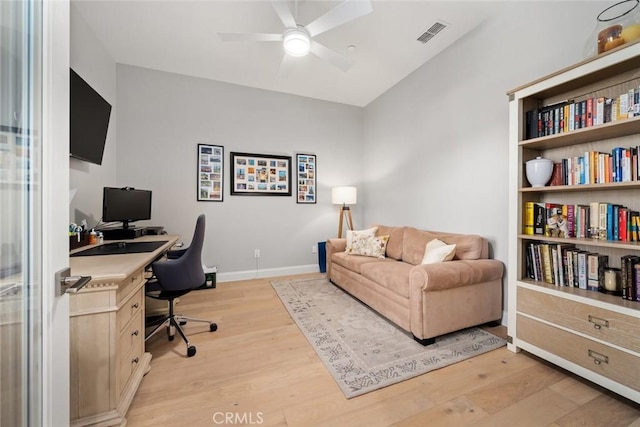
[331,186,357,238]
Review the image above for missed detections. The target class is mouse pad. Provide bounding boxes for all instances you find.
[71,240,169,257]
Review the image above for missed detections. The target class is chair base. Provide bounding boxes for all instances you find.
[145,312,217,357]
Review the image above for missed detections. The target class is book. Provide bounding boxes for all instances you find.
[577,251,590,289]
[621,255,640,300]
[557,244,576,286]
[587,253,608,292]
[545,203,563,237]
[524,202,535,235]
[525,109,539,139]
[540,243,554,284]
[533,202,545,235]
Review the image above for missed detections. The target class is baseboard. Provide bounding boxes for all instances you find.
[217,264,320,283]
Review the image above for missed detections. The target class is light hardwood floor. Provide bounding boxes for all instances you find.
[127,273,640,427]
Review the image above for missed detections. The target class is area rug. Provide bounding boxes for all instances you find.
[270,277,506,398]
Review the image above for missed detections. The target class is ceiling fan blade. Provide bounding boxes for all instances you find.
[309,40,353,72]
[305,0,372,37]
[277,54,296,79]
[218,33,283,42]
[271,1,297,29]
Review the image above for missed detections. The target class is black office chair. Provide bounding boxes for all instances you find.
[144,214,217,357]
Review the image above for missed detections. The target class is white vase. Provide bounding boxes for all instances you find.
[525,156,554,187]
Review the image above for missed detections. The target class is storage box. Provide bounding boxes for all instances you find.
[69,232,90,251]
[198,266,217,290]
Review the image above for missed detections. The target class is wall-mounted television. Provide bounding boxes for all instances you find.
[102,187,152,230]
[70,68,111,165]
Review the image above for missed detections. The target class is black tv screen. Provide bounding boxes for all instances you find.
[102,187,152,229]
[70,68,111,165]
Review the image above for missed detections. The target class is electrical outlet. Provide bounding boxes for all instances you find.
[312,245,317,254]
[254,249,260,258]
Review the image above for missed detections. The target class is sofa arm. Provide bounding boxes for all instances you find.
[326,238,346,279]
[409,259,504,292]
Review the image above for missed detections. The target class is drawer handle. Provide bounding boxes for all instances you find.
[132,357,139,364]
[588,349,609,365]
[588,315,609,330]
[131,302,139,309]
[131,330,139,337]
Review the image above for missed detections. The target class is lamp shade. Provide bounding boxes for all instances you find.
[331,186,357,205]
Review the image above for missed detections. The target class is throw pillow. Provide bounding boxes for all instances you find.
[421,238,456,264]
[346,235,389,259]
[345,227,378,251]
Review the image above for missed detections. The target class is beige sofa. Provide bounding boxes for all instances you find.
[326,225,503,345]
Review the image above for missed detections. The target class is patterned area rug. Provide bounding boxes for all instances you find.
[271,277,506,399]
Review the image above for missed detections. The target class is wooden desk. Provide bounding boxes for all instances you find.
[68,235,179,427]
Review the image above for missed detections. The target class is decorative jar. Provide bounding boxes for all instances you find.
[525,156,553,187]
[585,0,640,58]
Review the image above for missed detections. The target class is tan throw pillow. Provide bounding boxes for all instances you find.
[421,238,456,264]
[345,227,378,251]
[346,235,389,259]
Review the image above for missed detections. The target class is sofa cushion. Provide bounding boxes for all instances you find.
[331,252,384,274]
[421,239,456,264]
[346,227,378,252]
[361,261,413,298]
[438,234,485,260]
[375,225,404,260]
[346,234,389,259]
[401,227,440,265]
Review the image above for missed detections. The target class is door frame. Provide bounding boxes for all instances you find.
[42,0,70,425]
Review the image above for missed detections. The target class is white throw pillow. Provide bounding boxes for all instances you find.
[345,227,378,251]
[421,239,456,264]
[346,235,389,259]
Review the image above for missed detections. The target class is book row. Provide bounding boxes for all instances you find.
[524,86,640,140]
[547,147,640,186]
[524,242,640,301]
[524,201,640,241]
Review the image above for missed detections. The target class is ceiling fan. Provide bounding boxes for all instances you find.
[218,0,373,76]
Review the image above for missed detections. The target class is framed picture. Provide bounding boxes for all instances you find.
[296,153,316,204]
[197,144,224,201]
[230,152,292,196]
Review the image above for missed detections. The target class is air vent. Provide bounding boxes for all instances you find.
[417,21,447,44]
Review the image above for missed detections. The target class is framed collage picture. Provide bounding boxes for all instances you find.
[296,153,316,204]
[197,144,224,201]
[230,152,291,196]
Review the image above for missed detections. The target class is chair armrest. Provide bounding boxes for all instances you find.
[409,259,503,292]
[166,247,188,259]
[325,238,347,279]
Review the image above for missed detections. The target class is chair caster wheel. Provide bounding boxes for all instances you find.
[179,320,187,326]
[210,323,218,332]
[168,335,174,341]
[187,346,196,357]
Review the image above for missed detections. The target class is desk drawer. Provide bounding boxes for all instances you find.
[117,268,144,305]
[118,310,143,359]
[117,290,143,333]
[118,331,144,394]
[517,314,640,391]
[517,287,640,354]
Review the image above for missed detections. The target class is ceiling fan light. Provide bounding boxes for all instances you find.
[283,29,310,57]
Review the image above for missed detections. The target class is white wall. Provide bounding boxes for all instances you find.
[69,4,117,227]
[115,65,363,277]
[362,1,605,314]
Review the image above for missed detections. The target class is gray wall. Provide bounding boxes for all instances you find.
[115,65,363,278]
[69,3,117,228]
[70,0,609,298]
[362,1,605,312]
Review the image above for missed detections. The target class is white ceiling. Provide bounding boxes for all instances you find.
[73,1,499,107]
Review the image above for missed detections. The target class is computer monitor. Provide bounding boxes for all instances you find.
[102,187,152,230]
